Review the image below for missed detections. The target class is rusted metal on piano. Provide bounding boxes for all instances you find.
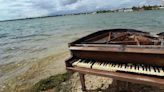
[65,29,164,91]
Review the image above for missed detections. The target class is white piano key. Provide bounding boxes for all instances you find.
[101,63,108,71]
[91,62,97,69]
[107,63,113,70]
[138,66,143,74]
[103,63,109,70]
[130,65,136,72]
[150,66,156,75]
[77,60,91,68]
[142,66,147,74]
[120,64,126,71]
[159,68,164,76]
[92,62,101,70]
[72,59,81,66]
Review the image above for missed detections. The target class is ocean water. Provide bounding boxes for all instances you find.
[0,10,164,91]
[0,10,164,65]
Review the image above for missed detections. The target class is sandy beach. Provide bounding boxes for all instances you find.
[0,51,69,92]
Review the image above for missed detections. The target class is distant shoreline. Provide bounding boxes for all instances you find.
[1,5,164,22]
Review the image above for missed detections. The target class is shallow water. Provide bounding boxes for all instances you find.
[0,10,164,64]
[0,9,164,91]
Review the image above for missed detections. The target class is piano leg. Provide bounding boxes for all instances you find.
[79,73,86,91]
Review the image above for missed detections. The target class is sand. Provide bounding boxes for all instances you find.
[1,51,164,92]
[0,51,69,92]
[41,72,164,92]
[68,73,164,92]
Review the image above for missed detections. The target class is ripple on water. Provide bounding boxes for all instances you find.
[3,47,20,52]
[11,34,52,39]
[0,33,9,39]
[1,55,14,60]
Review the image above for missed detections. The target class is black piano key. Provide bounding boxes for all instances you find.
[145,66,148,71]
[125,64,127,68]
[103,62,106,66]
[101,62,104,65]
[105,62,108,66]
[103,62,106,65]
[134,65,136,70]
[148,66,151,71]
[156,67,160,73]
[85,60,89,63]
[153,67,157,72]
[137,65,139,70]
[90,61,96,68]
[142,66,145,71]
[130,65,132,69]
[120,64,122,68]
[119,64,122,68]
[100,62,103,65]
[104,62,107,65]
[118,64,120,68]
[104,63,107,66]
[162,68,164,72]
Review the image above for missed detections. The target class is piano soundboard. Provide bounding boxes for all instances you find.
[72,59,164,76]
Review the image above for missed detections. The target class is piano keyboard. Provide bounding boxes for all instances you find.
[72,59,164,76]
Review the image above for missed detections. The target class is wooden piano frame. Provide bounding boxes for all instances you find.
[65,29,164,91]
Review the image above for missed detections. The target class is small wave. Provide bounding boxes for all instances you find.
[151,19,162,25]
[29,47,47,53]
[0,37,35,46]
[0,42,8,46]
[1,55,14,60]
[3,47,20,54]
[11,34,39,39]
[33,38,47,41]
[11,34,52,39]
[0,33,9,39]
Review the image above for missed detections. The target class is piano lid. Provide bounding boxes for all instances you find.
[69,29,163,46]
[157,32,164,36]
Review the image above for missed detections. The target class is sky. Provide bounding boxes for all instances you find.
[0,0,163,21]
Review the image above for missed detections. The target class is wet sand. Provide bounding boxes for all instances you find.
[0,51,69,92]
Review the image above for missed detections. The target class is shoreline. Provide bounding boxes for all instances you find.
[0,50,69,92]
[1,8,164,22]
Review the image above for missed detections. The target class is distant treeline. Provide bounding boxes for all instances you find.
[93,5,163,13]
[132,5,161,11]
[96,10,112,13]
[1,5,163,22]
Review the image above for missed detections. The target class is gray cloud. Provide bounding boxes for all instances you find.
[0,0,162,21]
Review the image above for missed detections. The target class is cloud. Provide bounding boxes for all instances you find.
[0,0,162,21]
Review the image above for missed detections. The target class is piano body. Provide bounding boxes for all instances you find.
[65,29,164,91]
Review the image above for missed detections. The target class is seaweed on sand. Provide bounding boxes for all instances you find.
[31,72,72,92]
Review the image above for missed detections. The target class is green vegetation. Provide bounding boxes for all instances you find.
[96,10,112,13]
[132,5,160,11]
[31,72,72,92]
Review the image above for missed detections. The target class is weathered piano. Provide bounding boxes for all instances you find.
[65,29,164,91]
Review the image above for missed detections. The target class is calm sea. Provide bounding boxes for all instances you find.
[0,10,164,65]
[0,9,164,91]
